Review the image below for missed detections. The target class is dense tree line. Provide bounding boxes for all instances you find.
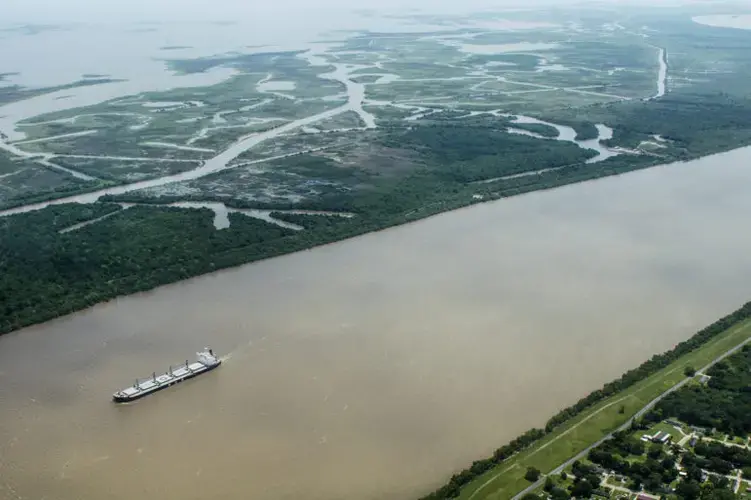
[108,131,662,228]
[89,96,751,352]
[267,212,352,232]
[0,78,116,106]
[603,430,646,456]
[647,345,751,436]
[0,151,116,210]
[543,303,751,432]
[548,91,751,159]
[419,302,751,499]
[380,125,597,183]
[682,447,739,477]
[7,94,751,344]
[588,436,742,498]
[587,425,751,495]
[585,346,751,497]
[0,204,371,335]
[2,27,751,500]
[4,83,751,500]
[676,475,737,500]
[693,441,751,470]
[0,181,117,211]
[569,461,605,498]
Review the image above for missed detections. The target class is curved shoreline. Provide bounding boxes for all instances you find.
[2,143,751,338]
[3,14,751,500]
[693,14,751,31]
[3,129,751,500]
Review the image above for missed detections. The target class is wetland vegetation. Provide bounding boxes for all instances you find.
[3,7,751,500]
[0,77,121,106]
[2,7,751,340]
[0,204,320,333]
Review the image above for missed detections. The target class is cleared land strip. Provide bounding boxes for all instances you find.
[459,317,751,500]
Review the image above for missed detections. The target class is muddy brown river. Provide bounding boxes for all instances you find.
[2,148,751,500]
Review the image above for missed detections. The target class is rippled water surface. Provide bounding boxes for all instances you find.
[2,148,751,500]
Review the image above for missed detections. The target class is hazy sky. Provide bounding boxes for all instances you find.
[3,0,511,23]
[4,0,746,24]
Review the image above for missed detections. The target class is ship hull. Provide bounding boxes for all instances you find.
[112,359,221,403]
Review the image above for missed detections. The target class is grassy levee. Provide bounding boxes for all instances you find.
[456,317,751,500]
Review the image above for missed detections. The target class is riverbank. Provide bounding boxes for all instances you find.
[0,139,697,338]
[420,302,751,500]
[0,141,748,337]
[7,86,751,336]
[4,9,751,338]
[3,141,751,500]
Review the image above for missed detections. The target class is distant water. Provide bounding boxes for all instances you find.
[2,147,751,500]
[0,14,559,139]
[693,14,751,30]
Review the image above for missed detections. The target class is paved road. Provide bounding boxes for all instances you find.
[511,336,751,500]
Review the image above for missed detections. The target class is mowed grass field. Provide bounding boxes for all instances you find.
[457,317,751,500]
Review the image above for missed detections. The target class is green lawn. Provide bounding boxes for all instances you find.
[457,318,751,500]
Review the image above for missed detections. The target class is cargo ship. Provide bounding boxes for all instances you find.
[112,347,221,403]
